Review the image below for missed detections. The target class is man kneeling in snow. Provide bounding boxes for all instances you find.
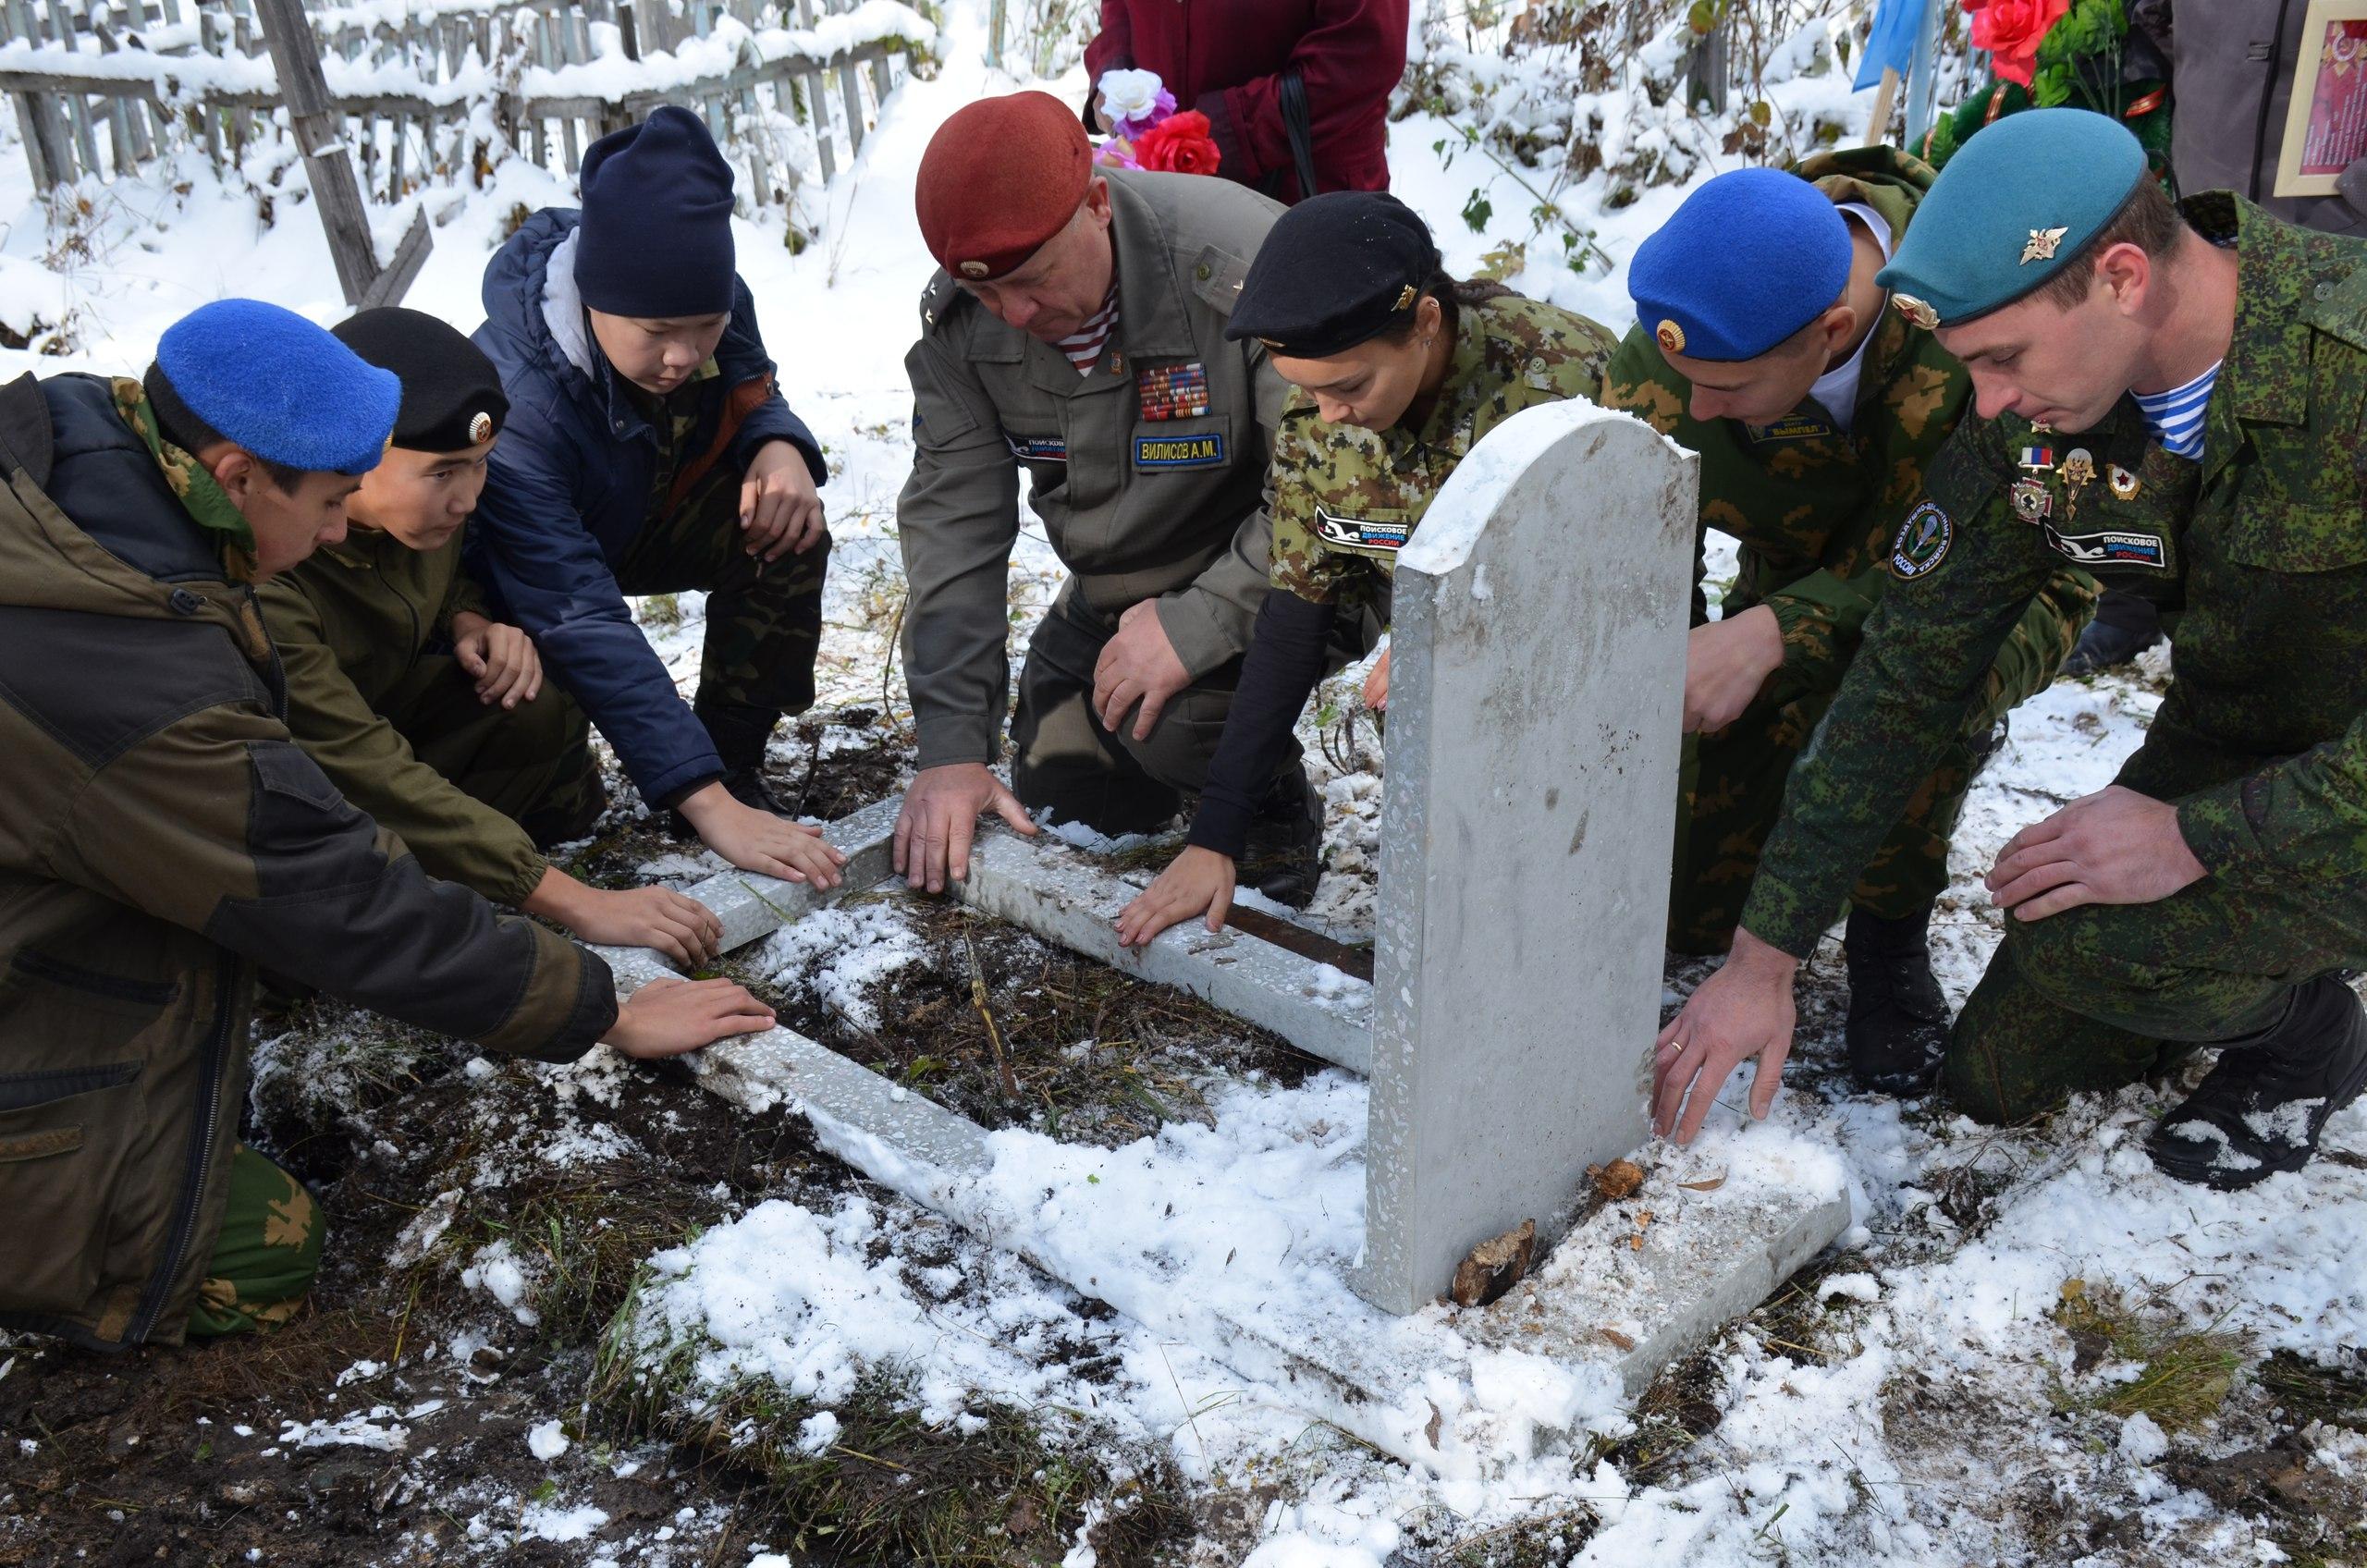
[0,300,776,1350]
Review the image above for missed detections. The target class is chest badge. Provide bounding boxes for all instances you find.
[1314,506,1412,554]
[2106,463,2141,501]
[2058,447,2097,489]
[2017,445,2055,472]
[2010,477,2053,523]
[1137,361,1211,422]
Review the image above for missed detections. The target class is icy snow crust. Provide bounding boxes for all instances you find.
[12,4,2364,1561]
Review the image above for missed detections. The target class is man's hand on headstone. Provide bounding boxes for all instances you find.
[1093,600,1191,741]
[740,440,828,563]
[1681,605,1784,734]
[603,975,776,1060]
[892,763,1038,895]
[1651,928,1798,1145]
[1985,784,2207,921]
[1114,845,1236,949]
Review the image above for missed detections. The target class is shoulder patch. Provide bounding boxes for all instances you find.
[1889,501,1953,579]
[1190,245,1252,314]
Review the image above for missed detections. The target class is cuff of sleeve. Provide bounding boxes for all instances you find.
[914,714,999,773]
[1185,799,1255,859]
[523,943,617,1064]
[1736,883,1834,964]
[654,772,725,814]
[1156,591,1240,681]
[2175,784,2257,883]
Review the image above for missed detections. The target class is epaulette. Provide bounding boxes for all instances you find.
[2303,260,2367,353]
[918,272,963,335]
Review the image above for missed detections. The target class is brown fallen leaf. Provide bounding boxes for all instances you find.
[1676,1174,1727,1193]
[1449,1218,1537,1307]
[1628,1233,1644,1251]
[1588,1158,1647,1200]
[1424,1401,1442,1450]
[1637,1209,1655,1226]
[1600,1327,1637,1351]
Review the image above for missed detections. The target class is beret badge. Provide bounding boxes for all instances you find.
[469,410,494,444]
[1891,293,1940,330]
[2019,226,2068,265]
[959,260,990,279]
[1654,318,1686,354]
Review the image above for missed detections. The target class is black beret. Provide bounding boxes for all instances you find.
[330,306,509,453]
[1225,191,1441,359]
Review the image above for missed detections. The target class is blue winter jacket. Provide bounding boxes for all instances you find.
[469,208,827,808]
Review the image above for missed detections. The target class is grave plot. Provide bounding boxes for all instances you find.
[595,404,1849,1468]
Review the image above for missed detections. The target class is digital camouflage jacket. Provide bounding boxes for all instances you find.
[1267,290,1618,610]
[1746,195,2367,957]
[1599,145,2075,707]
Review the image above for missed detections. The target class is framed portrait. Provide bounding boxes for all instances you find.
[2276,0,2367,197]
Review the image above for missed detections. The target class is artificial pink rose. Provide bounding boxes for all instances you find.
[1962,0,2072,88]
[1132,110,1222,177]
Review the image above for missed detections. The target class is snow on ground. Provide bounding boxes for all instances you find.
[3,4,2362,1563]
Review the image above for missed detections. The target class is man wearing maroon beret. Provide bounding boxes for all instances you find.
[893,90,1335,901]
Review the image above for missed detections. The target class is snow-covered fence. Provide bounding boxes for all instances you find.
[0,0,934,208]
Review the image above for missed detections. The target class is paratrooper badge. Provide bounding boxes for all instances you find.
[2010,477,2052,523]
[1891,293,1940,330]
[2107,463,2141,501]
[2020,226,2068,264]
[2058,448,2097,489]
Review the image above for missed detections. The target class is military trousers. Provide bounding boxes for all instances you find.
[381,653,606,849]
[614,454,830,769]
[1010,590,1371,835]
[1668,578,2091,953]
[188,1144,324,1337]
[1944,730,2367,1125]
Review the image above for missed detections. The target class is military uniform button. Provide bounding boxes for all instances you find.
[168,588,203,615]
[2316,281,2336,300]
[1196,263,1212,281]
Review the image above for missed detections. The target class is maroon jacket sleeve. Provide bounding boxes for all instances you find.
[1196,0,1409,190]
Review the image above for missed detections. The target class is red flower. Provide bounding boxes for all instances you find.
[1961,0,2071,88]
[1133,110,1222,177]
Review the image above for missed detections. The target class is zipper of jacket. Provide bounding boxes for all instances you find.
[129,947,239,1342]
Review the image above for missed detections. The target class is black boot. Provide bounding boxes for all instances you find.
[1842,904,1951,1095]
[2145,975,2367,1191]
[1238,766,1323,909]
[2062,589,2164,678]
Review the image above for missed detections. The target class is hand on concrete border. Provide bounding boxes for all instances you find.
[604,975,775,1059]
[524,868,725,969]
[892,763,1038,895]
[1651,927,1798,1145]
[1681,605,1784,734]
[1361,644,1392,712]
[1985,784,2206,921]
[1114,845,1235,949]
[679,784,847,888]
[1092,600,1191,742]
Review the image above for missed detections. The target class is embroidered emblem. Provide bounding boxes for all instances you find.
[1137,361,1211,422]
[1890,501,1954,579]
[2020,226,2068,264]
[1006,433,1068,463]
[1891,293,1940,330]
[2044,526,2167,569]
[1313,506,1413,554]
[1134,433,1226,469]
[1744,413,1837,443]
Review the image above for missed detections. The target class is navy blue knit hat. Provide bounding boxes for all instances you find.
[153,299,399,475]
[575,105,737,318]
[1628,167,1852,362]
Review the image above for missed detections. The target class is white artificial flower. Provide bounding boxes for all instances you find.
[1097,67,1166,126]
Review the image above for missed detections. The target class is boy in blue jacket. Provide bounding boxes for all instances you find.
[471,105,844,888]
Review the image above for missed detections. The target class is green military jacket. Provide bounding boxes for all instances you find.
[898,168,1287,770]
[1269,291,1618,609]
[1747,194,2367,956]
[258,526,547,907]
[1600,146,1992,704]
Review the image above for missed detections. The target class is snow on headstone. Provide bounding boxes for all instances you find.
[1355,403,1695,1314]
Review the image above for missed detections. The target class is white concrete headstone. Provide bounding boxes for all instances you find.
[1355,402,1696,1314]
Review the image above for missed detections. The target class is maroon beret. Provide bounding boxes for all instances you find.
[915,91,1093,281]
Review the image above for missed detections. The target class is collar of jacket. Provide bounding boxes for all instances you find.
[109,377,260,581]
[1105,172,1204,363]
[2177,191,2356,477]
[1384,296,1495,459]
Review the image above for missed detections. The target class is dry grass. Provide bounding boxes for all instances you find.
[2050,1280,2246,1433]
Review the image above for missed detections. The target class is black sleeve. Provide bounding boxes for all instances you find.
[1185,591,1337,857]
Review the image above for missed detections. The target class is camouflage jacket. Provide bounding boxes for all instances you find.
[1268,291,1618,608]
[1746,194,2367,957]
[1600,146,1998,705]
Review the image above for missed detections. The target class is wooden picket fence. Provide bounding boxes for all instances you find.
[0,0,933,204]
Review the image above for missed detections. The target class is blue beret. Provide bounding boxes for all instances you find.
[156,300,399,475]
[1876,108,2148,328]
[1627,167,1851,361]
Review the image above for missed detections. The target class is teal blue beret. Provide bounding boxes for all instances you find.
[1876,108,2148,328]
[1628,168,1851,361]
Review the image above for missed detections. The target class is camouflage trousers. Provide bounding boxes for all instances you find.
[1668,576,2093,953]
[1944,727,2367,1124]
[616,452,829,770]
[1010,589,1375,835]
[188,1145,323,1337]
[381,653,606,848]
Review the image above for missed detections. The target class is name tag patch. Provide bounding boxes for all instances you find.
[2045,527,2167,569]
[1007,433,1067,463]
[1137,361,1211,422]
[1890,501,1953,579]
[1313,506,1412,553]
[1744,412,1836,443]
[1134,433,1226,469]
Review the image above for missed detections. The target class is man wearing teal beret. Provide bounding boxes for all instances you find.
[1653,108,2367,1193]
